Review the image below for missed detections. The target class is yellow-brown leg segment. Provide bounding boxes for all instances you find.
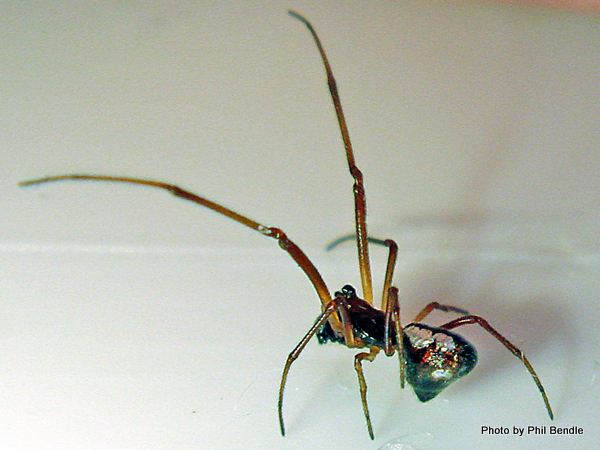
[354,346,381,440]
[278,300,337,436]
[384,287,405,389]
[379,239,398,313]
[412,301,469,323]
[278,293,364,436]
[19,175,335,313]
[289,9,374,306]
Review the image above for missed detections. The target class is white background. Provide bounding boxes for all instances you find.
[1,1,599,449]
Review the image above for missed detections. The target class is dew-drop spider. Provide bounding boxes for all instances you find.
[20,10,553,440]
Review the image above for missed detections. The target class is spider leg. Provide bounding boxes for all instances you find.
[278,293,361,436]
[412,301,469,323]
[354,346,381,440]
[326,235,397,311]
[384,287,405,388]
[326,234,389,251]
[20,175,346,334]
[441,314,554,420]
[289,10,373,306]
[379,239,398,313]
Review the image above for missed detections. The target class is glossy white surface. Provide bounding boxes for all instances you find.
[1,1,599,449]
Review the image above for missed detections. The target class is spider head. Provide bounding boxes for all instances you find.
[402,323,478,402]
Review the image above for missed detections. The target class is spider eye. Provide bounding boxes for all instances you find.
[341,285,356,298]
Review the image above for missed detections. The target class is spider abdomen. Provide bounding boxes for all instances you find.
[402,323,478,402]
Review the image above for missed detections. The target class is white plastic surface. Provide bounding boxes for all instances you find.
[1,1,599,449]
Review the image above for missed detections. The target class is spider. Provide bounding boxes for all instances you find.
[20,10,553,440]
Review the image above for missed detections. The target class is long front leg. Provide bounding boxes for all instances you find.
[289,10,373,305]
[20,174,347,334]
